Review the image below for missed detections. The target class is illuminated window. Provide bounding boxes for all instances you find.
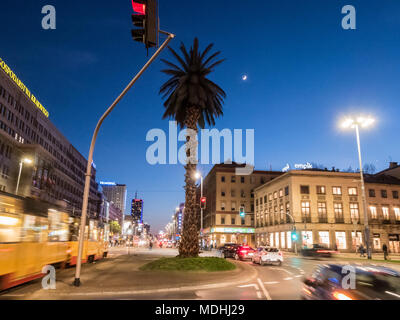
[382,207,389,220]
[316,186,326,194]
[333,187,342,195]
[279,189,283,197]
[334,203,344,221]
[350,203,359,222]
[370,206,378,219]
[348,187,357,195]
[274,191,278,199]
[394,208,400,221]
[301,201,311,221]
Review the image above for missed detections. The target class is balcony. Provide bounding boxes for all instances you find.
[335,217,345,224]
[302,216,311,223]
[383,220,391,225]
[318,217,328,223]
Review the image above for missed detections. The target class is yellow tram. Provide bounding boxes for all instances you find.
[0,191,109,291]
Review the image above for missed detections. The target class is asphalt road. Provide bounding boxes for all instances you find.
[1,247,398,300]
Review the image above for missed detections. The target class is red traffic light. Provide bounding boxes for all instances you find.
[132,1,146,15]
[201,197,206,203]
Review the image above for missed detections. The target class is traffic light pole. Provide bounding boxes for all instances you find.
[74,31,175,287]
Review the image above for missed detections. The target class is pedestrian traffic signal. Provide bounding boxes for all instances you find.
[131,0,158,48]
[200,197,207,210]
[239,207,246,218]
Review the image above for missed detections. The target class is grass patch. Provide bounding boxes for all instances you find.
[139,257,236,272]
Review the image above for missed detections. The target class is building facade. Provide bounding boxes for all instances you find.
[201,163,283,247]
[0,56,100,218]
[131,198,143,224]
[254,169,400,253]
[100,183,127,214]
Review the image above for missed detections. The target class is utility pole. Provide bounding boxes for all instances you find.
[74,29,175,287]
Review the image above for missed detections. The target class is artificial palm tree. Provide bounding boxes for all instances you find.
[160,38,226,258]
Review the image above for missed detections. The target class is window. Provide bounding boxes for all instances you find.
[221,202,226,211]
[350,203,359,222]
[231,176,236,183]
[381,190,388,198]
[241,217,245,225]
[274,191,278,199]
[333,187,342,195]
[279,189,283,198]
[370,206,378,219]
[264,195,267,203]
[334,203,344,222]
[221,176,225,182]
[259,197,263,205]
[316,186,326,194]
[240,177,245,183]
[285,202,290,223]
[221,216,225,225]
[240,190,245,198]
[301,201,311,221]
[318,202,327,222]
[369,189,376,197]
[231,201,236,211]
[285,186,289,196]
[268,194,272,201]
[256,199,259,206]
[231,189,236,197]
[393,191,399,199]
[231,217,236,225]
[221,190,226,197]
[348,187,357,195]
[394,208,400,221]
[300,185,310,194]
[382,207,389,220]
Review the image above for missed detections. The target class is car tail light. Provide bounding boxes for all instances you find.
[332,291,353,300]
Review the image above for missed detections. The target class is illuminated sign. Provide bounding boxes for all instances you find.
[211,227,255,234]
[0,57,49,118]
[100,182,117,186]
[282,162,313,172]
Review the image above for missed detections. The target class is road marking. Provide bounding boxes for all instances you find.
[238,284,259,290]
[295,275,303,278]
[257,278,272,300]
[271,267,294,276]
[264,281,279,285]
[284,277,293,281]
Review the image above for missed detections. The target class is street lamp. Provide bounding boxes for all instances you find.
[15,158,33,195]
[194,171,204,247]
[341,115,375,259]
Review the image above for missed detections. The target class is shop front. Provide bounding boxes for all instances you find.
[204,227,255,247]
[389,234,400,253]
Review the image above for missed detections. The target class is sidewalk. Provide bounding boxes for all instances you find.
[1,248,257,299]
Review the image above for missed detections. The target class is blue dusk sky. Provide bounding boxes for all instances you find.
[0,0,399,232]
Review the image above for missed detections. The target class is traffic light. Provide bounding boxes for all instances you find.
[239,207,246,218]
[131,0,159,48]
[291,231,298,241]
[200,197,207,210]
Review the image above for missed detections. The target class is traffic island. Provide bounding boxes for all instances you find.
[139,257,236,272]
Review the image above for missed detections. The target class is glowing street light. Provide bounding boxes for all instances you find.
[194,171,204,247]
[341,115,375,259]
[15,158,33,195]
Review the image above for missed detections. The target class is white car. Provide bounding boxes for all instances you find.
[252,247,283,266]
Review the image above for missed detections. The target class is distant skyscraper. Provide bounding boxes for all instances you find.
[100,182,127,214]
[131,197,144,224]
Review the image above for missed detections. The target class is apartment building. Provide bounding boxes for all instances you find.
[254,169,400,253]
[201,163,283,247]
[0,56,100,217]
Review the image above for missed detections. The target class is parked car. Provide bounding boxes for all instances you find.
[301,244,336,258]
[233,245,256,261]
[302,264,400,300]
[220,243,241,258]
[252,247,283,266]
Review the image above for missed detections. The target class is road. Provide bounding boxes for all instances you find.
[1,247,397,300]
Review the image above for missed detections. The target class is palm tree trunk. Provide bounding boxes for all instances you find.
[179,107,200,258]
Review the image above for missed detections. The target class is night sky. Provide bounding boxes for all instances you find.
[1,0,399,232]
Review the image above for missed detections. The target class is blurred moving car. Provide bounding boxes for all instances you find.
[233,245,256,261]
[301,244,336,258]
[252,247,283,266]
[220,243,241,258]
[302,264,400,300]
[166,241,173,248]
